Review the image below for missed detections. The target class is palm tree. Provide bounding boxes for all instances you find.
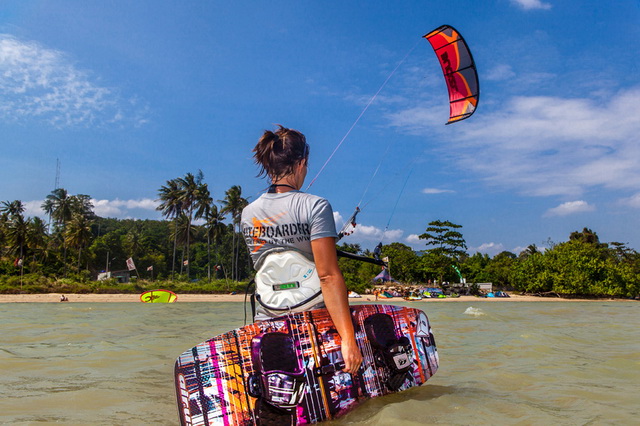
[124,222,148,260]
[6,212,29,262]
[220,185,248,280]
[1,200,26,261]
[204,203,226,282]
[72,194,95,219]
[65,212,93,270]
[1,200,25,218]
[175,170,212,279]
[42,188,74,230]
[157,178,183,279]
[171,213,195,275]
[0,213,8,258]
[27,217,49,266]
[42,188,75,273]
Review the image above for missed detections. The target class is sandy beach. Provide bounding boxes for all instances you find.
[0,292,624,303]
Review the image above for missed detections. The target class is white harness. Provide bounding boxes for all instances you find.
[254,250,324,320]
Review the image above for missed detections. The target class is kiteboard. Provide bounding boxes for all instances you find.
[174,304,438,425]
[140,289,177,303]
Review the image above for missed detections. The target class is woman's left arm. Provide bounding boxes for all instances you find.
[311,237,362,375]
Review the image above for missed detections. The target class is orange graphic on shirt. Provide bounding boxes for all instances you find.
[251,212,286,252]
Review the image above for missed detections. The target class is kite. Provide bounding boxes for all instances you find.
[424,25,479,124]
[140,289,178,303]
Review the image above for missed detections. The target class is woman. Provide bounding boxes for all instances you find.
[241,125,362,375]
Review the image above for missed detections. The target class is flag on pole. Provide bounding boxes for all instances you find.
[146,265,153,271]
[126,257,136,271]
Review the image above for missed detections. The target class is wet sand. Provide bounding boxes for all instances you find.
[0,293,622,303]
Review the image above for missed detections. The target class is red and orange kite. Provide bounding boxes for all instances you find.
[424,25,479,124]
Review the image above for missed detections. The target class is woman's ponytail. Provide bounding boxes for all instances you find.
[253,125,309,181]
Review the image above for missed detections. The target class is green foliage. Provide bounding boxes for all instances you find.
[419,220,467,283]
[511,239,638,298]
[337,243,376,293]
[382,243,419,283]
[3,185,640,300]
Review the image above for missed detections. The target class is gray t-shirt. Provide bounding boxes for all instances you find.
[241,191,338,268]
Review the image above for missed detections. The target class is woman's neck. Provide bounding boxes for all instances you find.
[268,182,298,193]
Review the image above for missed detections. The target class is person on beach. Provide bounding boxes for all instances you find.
[241,125,362,375]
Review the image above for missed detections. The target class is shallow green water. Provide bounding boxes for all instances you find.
[1,301,638,425]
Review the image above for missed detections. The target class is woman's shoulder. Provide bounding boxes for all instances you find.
[294,191,332,207]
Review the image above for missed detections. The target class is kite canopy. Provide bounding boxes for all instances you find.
[140,289,178,303]
[373,268,396,283]
[424,25,479,124]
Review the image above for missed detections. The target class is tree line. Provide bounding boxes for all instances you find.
[0,171,254,287]
[337,223,639,298]
[1,173,639,298]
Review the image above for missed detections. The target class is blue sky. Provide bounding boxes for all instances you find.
[1,0,639,255]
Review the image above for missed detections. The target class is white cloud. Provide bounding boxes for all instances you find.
[544,200,595,217]
[0,34,148,127]
[406,234,422,244]
[511,0,552,10]
[618,193,640,209]
[422,188,455,195]
[333,211,344,228]
[335,210,404,247]
[469,242,505,256]
[349,224,403,243]
[23,200,47,219]
[92,198,158,218]
[388,88,640,199]
[21,198,158,220]
[486,64,516,81]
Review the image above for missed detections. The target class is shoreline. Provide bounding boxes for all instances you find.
[0,293,630,303]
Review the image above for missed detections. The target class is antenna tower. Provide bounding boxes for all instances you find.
[54,158,61,189]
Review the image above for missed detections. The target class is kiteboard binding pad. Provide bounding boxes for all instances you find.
[174,304,438,425]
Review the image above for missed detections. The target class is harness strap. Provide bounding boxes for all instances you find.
[244,279,256,324]
[255,289,323,312]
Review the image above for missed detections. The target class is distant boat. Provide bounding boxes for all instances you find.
[140,289,178,303]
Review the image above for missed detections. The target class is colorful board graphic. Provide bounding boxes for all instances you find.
[140,289,178,303]
[174,304,438,425]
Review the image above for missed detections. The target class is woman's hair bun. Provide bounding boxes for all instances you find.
[253,125,308,181]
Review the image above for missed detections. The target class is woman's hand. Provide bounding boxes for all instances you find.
[340,337,363,375]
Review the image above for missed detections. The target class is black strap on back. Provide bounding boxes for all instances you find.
[244,279,256,324]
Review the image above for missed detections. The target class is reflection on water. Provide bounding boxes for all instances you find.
[0,301,637,425]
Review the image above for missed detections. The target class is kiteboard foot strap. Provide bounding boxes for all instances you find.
[364,313,414,391]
